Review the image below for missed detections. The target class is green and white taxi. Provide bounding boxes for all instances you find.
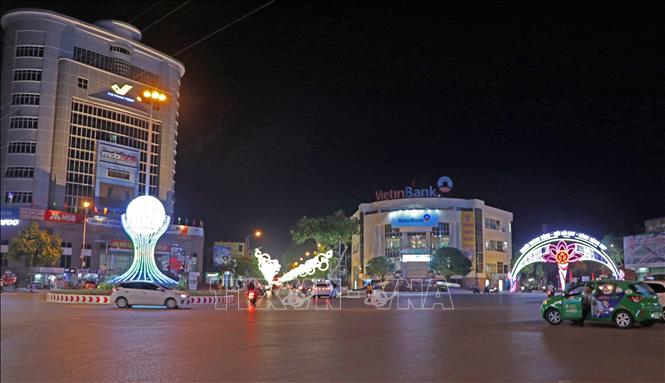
[541,280,663,328]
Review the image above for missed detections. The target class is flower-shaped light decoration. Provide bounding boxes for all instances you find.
[543,240,583,289]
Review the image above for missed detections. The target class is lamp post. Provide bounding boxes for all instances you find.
[136,90,167,196]
[244,230,262,258]
[80,200,90,269]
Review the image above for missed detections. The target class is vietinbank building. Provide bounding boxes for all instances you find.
[351,178,513,289]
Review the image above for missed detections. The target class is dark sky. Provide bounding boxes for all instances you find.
[3,1,664,256]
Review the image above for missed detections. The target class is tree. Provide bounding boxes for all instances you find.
[232,254,260,280]
[8,223,62,290]
[429,247,471,279]
[291,210,358,280]
[8,222,62,268]
[601,234,624,266]
[365,256,394,282]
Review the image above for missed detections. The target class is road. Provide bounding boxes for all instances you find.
[2,290,664,383]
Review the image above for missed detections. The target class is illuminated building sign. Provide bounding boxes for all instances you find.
[402,253,431,262]
[460,210,475,255]
[111,84,133,95]
[389,210,439,227]
[107,83,134,103]
[99,148,138,167]
[44,209,83,224]
[1,219,20,226]
[374,176,453,201]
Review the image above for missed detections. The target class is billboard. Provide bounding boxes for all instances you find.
[95,142,140,210]
[624,233,665,268]
[213,244,232,266]
[460,210,475,257]
[44,209,83,224]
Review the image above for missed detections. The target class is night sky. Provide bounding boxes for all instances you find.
[2,1,664,256]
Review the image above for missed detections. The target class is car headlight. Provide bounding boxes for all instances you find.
[180,294,188,298]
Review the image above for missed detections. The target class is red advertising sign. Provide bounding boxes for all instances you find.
[44,209,83,224]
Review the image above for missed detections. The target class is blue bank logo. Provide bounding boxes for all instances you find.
[437,176,453,193]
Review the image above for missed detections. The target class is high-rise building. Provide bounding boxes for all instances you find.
[1,8,184,214]
[0,9,203,284]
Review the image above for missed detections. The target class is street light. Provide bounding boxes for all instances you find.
[244,230,263,257]
[136,90,168,196]
[305,251,310,256]
[80,200,91,270]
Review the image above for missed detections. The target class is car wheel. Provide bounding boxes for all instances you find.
[545,308,562,325]
[641,320,655,327]
[165,298,177,309]
[613,310,634,329]
[116,297,128,309]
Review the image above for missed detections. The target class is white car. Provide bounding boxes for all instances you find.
[111,281,189,309]
[645,281,665,320]
[312,281,337,298]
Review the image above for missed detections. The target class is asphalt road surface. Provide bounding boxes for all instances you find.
[2,290,664,383]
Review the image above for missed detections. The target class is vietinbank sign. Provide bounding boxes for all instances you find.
[389,210,440,228]
[374,176,453,201]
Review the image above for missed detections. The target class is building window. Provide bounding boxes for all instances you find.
[60,255,71,268]
[4,191,33,204]
[7,142,36,154]
[9,117,38,129]
[407,232,427,249]
[13,69,42,81]
[486,263,497,274]
[431,222,450,249]
[61,242,73,248]
[66,100,159,211]
[484,218,502,231]
[4,166,35,178]
[78,77,88,89]
[384,224,401,257]
[110,45,132,56]
[83,255,92,268]
[485,240,507,252]
[73,46,159,87]
[15,45,44,57]
[497,262,504,275]
[0,253,8,267]
[11,93,40,105]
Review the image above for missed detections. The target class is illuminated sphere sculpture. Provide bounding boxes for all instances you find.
[111,195,177,285]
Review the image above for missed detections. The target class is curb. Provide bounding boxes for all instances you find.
[45,292,235,305]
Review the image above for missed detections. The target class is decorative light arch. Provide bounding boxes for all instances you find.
[509,230,622,292]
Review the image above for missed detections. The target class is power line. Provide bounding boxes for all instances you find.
[173,0,275,57]
[129,1,163,23]
[141,1,191,32]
